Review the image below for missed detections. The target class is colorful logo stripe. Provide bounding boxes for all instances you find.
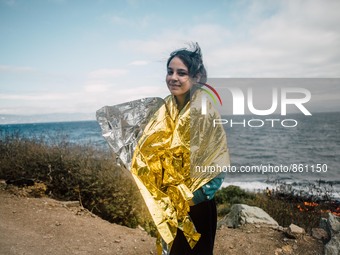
[200,83,223,106]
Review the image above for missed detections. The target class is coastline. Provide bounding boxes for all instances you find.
[223,179,340,200]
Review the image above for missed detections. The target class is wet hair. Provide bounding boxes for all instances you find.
[166,42,207,83]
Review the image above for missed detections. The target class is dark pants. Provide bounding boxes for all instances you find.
[170,199,217,255]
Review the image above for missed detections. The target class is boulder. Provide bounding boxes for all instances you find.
[328,213,340,234]
[324,213,340,255]
[285,224,305,239]
[289,224,305,234]
[312,228,329,243]
[325,233,340,255]
[218,204,278,228]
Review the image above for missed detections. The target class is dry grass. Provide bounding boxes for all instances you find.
[0,131,156,234]
[215,184,339,233]
[1,130,337,236]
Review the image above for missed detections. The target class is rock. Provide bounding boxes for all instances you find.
[0,179,6,189]
[289,224,305,234]
[328,213,340,234]
[61,201,80,208]
[282,244,293,254]
[218,204,279,228]
[312,228,329,243]
[285,224,305,239]
[321,213,340,236]
[274,248,283,255]
[320,217,332,237]
[275,226,286,232]
[321,213,340,255]
[325,233,340,255]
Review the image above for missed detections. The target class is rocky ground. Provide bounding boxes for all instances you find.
[0,183,324,255]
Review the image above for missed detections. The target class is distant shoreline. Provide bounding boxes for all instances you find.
[223,180,340,201]
[0,119,96,126]
[1,110,340,125]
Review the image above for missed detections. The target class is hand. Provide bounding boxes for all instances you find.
[188,199,195,206]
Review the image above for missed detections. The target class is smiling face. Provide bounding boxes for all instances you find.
[166,57,193,101]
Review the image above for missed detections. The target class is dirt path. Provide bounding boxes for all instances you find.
[0,185,324,255]
[0,188,156,255]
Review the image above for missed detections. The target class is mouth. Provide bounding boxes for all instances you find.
[168,84,181,89]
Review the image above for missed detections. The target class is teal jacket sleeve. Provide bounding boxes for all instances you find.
[192,177,224,205]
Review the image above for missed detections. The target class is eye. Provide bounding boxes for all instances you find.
[178,71,188,76]
[167,69,173,75]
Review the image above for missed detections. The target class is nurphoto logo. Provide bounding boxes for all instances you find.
[201,81,312,128]
[199,82,223,115]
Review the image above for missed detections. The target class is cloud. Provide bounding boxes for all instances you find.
[93,85,167,106]
[88,68,128,79]
[210,1,340,77]
[84,82,111,93]
[108,15,129,26]
[105,14,152,29]
[0,65,36,73]
[3,0,339,117]
[129,60,149,66]
[121,23,231,57]
[0,93,70,101]
[120,1,340,77]
[85,68,129,95]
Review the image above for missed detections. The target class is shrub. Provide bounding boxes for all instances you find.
[215,183,339,234]
[215,185,255,217]
[0,131,156,233]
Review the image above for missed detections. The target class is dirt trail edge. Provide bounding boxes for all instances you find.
[0,187,323,255]
[0,188,156,255]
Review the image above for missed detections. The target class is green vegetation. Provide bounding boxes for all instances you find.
[1,130,338,236]
[214,185,255,216]
[0,131,156,235]
[215,184,339,233]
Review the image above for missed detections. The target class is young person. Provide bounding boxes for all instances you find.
[106,42,231,255]
[162,43,229,254]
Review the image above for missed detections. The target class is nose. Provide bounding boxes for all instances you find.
[169,72,178,81]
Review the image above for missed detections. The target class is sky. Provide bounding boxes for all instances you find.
[1,0,340,121]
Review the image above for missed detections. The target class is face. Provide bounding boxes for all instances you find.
[166,57,193,98]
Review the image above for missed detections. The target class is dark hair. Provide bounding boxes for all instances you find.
[166,42,207,83]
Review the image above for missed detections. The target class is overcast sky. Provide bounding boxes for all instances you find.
[1,0,340,117]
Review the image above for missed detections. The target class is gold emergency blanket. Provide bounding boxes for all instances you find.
[96,89,230,253]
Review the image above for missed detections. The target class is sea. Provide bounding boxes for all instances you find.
[1,111,339,199]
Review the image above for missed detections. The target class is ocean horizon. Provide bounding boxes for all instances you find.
[1,111,339,199]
